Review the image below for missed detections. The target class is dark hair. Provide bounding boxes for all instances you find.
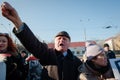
[104,43,109,47]
[21,50,26,53]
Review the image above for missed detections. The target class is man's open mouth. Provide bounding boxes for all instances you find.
[59,43,64,46]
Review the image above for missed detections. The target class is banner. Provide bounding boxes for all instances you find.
[0,62,6,80]
[109,58,120,80]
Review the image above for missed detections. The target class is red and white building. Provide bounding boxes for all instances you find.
[48,42,86,56]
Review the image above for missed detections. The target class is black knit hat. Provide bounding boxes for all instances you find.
[104,43,109,47]
[55,31,71,40]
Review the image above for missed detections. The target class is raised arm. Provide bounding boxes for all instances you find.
[1,2,22,28]
[1,2,56,65]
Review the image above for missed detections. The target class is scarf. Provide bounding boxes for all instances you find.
[0,49,7,53]
[86,60,109,74]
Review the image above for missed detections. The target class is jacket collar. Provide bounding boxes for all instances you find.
[55,49,74,60]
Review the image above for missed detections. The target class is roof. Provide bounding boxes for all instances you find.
[47,42,85,48]
[69,42,85,47]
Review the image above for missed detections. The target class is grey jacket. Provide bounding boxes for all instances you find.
[78,62,115,80]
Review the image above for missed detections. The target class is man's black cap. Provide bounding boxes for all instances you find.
[55,31,71,40]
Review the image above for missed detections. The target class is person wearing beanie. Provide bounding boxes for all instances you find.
[1,2,82,80]
[78,44,115,80]
[104,43,116,59]
[85,40,96,47]
[20,50,28,64]
[82,40,97,62]
[55,31,71,40]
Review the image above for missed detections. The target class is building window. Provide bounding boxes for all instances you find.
[76,51,80,54]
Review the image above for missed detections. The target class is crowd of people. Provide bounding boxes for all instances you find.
[0,2,117,80]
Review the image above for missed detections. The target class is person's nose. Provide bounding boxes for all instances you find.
[60,38,64,42]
